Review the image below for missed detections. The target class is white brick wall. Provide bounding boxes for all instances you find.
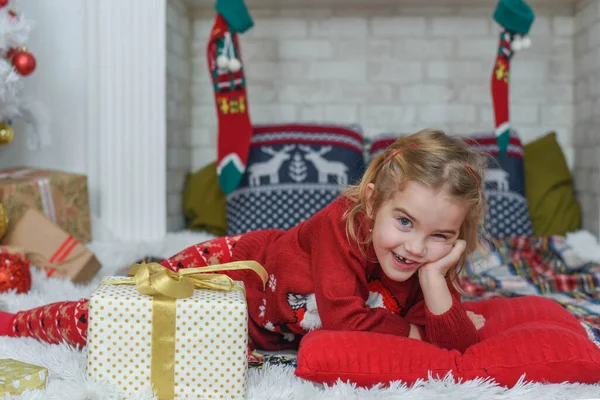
[190,10,575,174]
[573,0,600,235]
[166,0,192,231]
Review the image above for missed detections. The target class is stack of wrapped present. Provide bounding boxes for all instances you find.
[0,167,101,288]
[0,167,266,399]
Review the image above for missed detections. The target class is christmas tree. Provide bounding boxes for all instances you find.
[0,0,44,148]
[288,152,308,183]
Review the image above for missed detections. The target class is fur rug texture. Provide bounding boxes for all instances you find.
[1,225,600,399]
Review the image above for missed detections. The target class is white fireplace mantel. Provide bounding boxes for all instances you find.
[84,0,167,241]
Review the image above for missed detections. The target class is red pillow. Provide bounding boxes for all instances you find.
[295,296,600,387]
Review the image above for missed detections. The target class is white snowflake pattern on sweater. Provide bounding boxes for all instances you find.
[268,274,277,292]
[259,298,266,318]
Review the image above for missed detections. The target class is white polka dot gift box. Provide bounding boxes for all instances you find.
[0,358,48,395]
[86,261,267,400]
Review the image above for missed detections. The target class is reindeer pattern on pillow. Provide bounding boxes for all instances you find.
[226,124,366,235]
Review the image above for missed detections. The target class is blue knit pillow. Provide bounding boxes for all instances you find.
[464,131,534,238]
[226,123,366,235]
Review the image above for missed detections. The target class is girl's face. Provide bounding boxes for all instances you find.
[366,181,469,282]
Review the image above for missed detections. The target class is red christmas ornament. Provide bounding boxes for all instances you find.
[11,49,36,76]
[0,0,10,8]
[0,252,31,294]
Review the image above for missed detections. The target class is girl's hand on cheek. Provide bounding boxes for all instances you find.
[418,239,466,281]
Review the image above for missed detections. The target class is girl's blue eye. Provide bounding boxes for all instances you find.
[399,217,412,228]
[433,234,448,239]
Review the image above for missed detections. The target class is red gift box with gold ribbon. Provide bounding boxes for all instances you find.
[1,208,100,283]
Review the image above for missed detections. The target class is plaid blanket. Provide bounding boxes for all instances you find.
[461,235,600,345]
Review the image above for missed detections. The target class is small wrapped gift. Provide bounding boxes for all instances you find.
[0,167,92,243]
[86,261,267,400]
[0,359,48,395]
[2,208,101,283]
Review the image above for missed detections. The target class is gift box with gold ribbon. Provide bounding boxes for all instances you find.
[86,261,267,400]
[0,359,48,395]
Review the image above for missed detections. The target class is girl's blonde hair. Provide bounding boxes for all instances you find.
[343,128,488,287]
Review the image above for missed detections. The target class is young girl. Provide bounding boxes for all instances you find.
[0,128,487,353]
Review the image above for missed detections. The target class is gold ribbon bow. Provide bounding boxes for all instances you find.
[102,260,268,400]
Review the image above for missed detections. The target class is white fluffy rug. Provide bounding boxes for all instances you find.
[1,229,600,400]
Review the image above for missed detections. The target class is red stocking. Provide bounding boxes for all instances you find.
[208,14,252,195]
[490,26,533,156]
[491,28,515,157]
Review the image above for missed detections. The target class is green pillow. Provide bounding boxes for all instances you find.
[523,132,581,236]
[183,161,227,236]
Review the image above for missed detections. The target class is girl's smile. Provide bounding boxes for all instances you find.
[391,251,420,270]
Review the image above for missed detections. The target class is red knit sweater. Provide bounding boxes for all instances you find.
[231,197,480,353]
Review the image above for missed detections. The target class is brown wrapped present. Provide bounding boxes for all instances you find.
[0,167,92,243]
[2,208,101,283]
